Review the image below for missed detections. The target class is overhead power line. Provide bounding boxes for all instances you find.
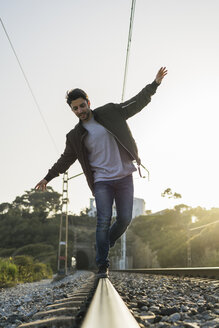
[0,17,59,153]
[121,0,136,102]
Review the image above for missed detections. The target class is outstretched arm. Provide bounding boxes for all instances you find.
[119,67,168,119]
[35,136,77,191]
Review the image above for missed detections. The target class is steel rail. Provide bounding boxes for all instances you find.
[113,267,219,279]
[81,278,140,328]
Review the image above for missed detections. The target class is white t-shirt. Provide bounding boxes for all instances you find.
[82,115,136,182]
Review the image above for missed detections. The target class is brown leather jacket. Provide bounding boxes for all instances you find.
[44,80,159,194]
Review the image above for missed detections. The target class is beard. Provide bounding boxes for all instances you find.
[79,111,90,121]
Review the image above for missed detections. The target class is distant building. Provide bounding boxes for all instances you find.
[132,198,145,218]
[88,197,145,219]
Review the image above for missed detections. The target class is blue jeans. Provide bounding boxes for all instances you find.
[94,174,134,267]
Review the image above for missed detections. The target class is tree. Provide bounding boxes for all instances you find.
[0,202,11,214]
[161,188,182,199]
[11,187,62,219]
[79,207,90,217]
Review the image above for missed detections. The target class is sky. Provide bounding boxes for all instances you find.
[1,0,219,214]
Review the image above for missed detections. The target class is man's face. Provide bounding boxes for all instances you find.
[70,97,91,122]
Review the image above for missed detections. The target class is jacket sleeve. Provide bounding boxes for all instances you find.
[44,135,77,183]
[118,80,160,120]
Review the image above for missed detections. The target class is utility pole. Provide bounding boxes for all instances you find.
[120,0,137,270]
[57,171,83,275]
[58,172,69,275]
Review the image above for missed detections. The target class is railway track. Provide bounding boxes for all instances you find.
[113,267,219,279]
[17,267,219,328]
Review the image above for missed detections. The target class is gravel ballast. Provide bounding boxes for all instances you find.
[0,270,93,328]
[110,272,219,328]
[0,270,218,328]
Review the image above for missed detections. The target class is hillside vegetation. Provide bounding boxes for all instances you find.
[127,205,219,267]
[0,188,218,275]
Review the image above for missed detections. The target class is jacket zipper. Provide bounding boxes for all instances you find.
[94,117,140,165]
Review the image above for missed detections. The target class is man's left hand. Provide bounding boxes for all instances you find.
[155,67,168,84]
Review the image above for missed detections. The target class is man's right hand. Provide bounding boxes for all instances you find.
[35,179,48,191]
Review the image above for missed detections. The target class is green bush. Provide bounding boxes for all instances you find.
[0,258,18,287]
[13,255,34,266]
[33,262,53,281]
[13,243,57,272]
[13,255,53,283]
[13,255,35,282]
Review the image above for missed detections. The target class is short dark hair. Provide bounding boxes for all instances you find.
[66,88,89,107]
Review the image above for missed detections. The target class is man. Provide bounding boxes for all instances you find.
[35,67,167,278]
